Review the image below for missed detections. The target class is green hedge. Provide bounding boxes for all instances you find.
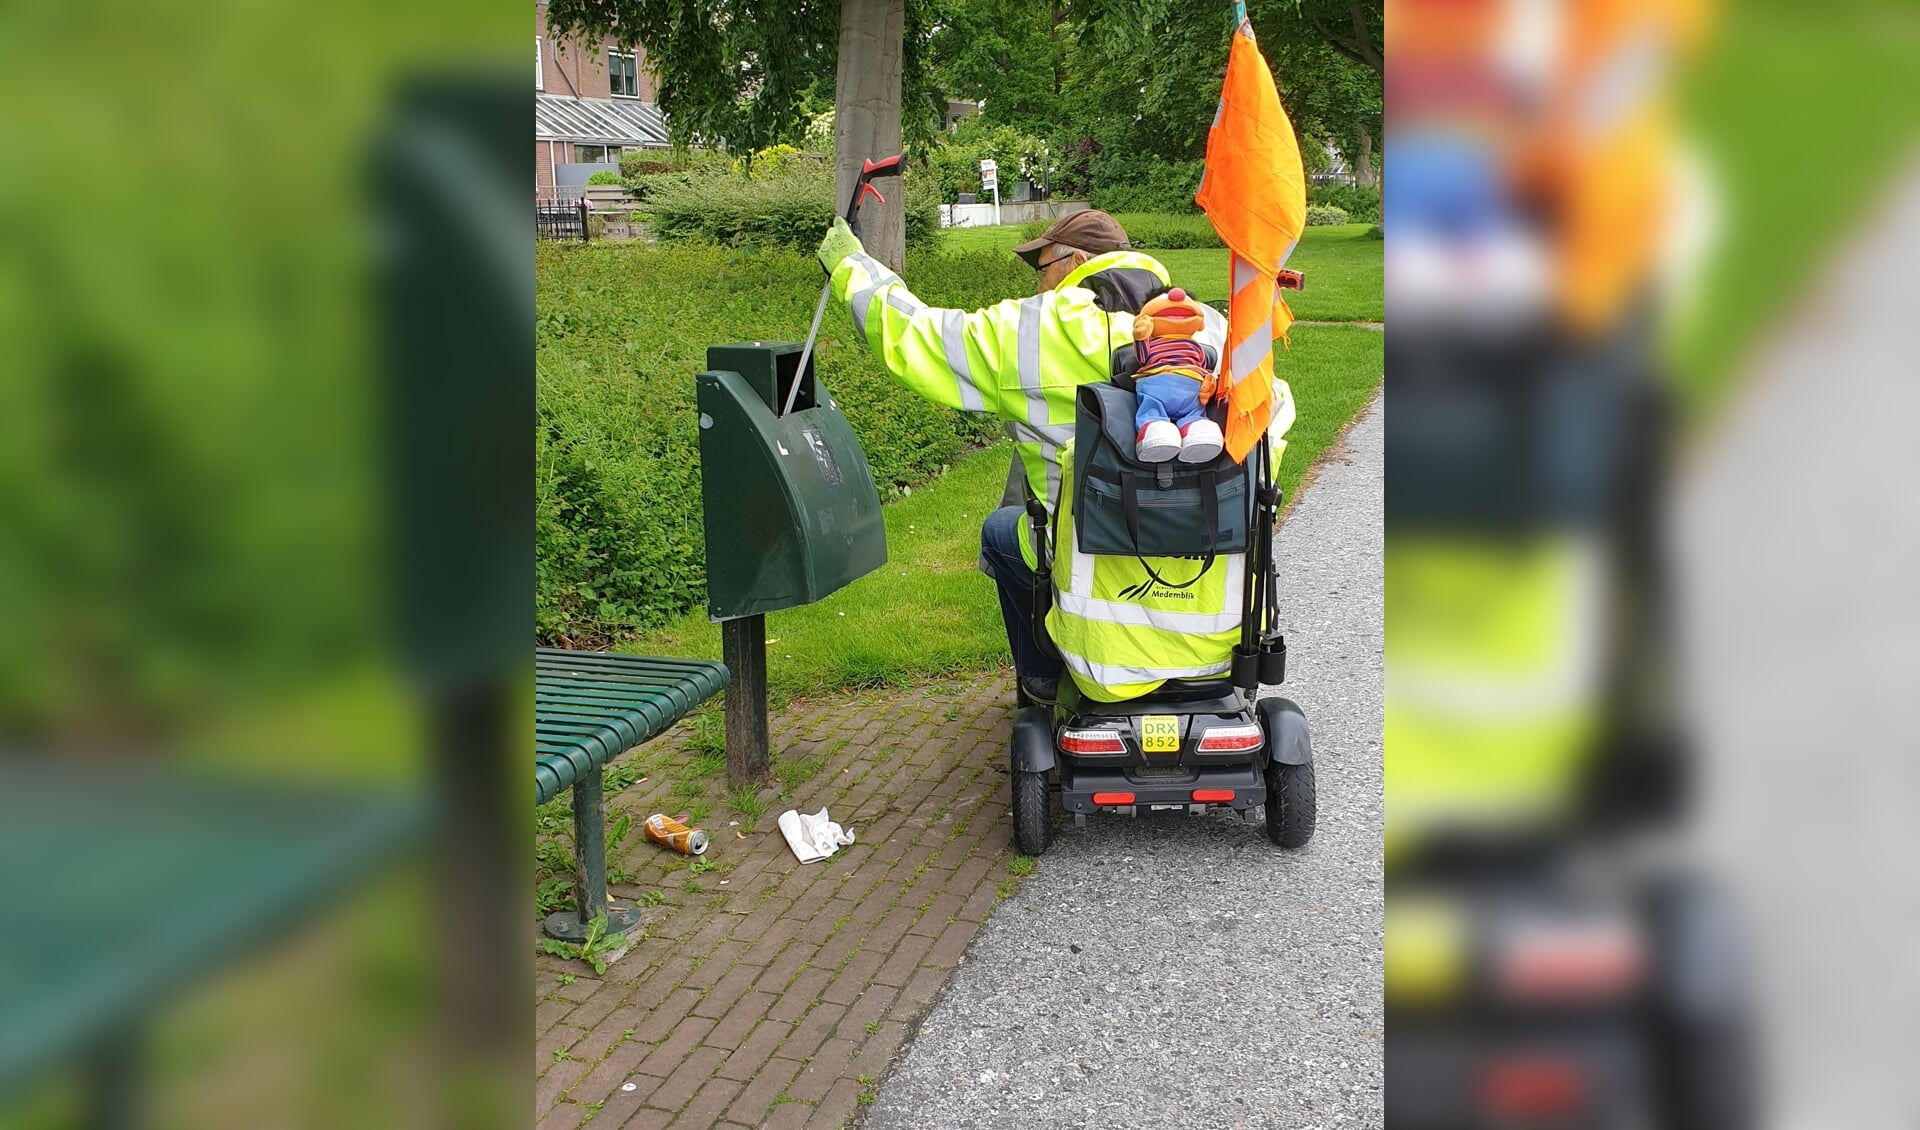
[536,242,1030,644]
[1017,208,1356,250]
[1088,156,1207,215]
[1309,183,1381,224]
[1111,213,1223,250]
[646,159,942,253]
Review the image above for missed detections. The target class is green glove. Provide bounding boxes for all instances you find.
[817,216,863,275]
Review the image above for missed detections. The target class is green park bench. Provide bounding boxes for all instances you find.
[0,760,423,1123]
[535,648,729,941]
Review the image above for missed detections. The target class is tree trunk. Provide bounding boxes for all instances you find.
[1356,130,1376,189]
[835,0,907,272]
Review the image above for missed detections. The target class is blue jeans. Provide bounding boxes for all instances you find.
[1134,371,1208,431]
[980,506,1065,683]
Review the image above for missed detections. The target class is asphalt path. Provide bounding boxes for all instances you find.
[864,391,1385,1130]
[1675,163,1920,1130]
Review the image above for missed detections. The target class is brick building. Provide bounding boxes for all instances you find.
[535,2,671,198]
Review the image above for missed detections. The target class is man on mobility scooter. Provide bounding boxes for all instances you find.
[818,207,1315,855]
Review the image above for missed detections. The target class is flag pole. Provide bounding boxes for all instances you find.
[1233,0,1247,30]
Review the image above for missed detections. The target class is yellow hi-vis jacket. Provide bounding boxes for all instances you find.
[831,242,1294,701]
[831,246,1218,568]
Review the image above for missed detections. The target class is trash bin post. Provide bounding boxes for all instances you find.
[723,614,770,784]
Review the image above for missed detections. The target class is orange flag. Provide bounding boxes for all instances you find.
[1194,21,1307,464]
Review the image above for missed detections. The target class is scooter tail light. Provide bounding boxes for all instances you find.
[1060,727,1127,754]
[1497,926,1646,1000]
[1192,789,1236,802]
[1195,723,1264,753]
[1091,792,1136,806]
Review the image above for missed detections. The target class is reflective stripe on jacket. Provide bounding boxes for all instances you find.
[830,248,1227,569]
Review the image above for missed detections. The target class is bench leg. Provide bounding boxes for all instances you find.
[543,762,642,942]
[87,1030,142,1130]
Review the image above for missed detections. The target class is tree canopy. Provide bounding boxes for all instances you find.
[544,0,1380,181]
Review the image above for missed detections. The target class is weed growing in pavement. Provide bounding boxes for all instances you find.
[621,1028,635,1042]
[605,812,638,885]
[865,1020,882,1035]
[604,757,649,793]
[687,749,727,778]
[686,800,713,825]
[857,1075,878,1105]
[774,754,828,792]
[685,710,726,757]
[688,855,720,876]
[558,973,575,987]
[729,785,770,829]
[537,797,643,916]
[1006,855,1036,877]
[538,914,628,976]
[997,877,1019,900]
[553,1047,570,1061]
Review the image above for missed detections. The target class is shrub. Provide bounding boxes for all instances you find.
[1308,183,1380,223]
[1087,156,1205,215]
[1110,213,1223,249]
[535,241,1024,643]
[646,160,941,252]
[1305,204,1350,226]
[921,125,1052,205]
[585,170,624,186]
[618,149,728,179]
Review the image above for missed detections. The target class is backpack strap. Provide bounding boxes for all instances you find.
[1080,268,1169,314]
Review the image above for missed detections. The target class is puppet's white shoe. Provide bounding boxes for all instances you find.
[1178,418,1224,463]
[1136,419,1181,463]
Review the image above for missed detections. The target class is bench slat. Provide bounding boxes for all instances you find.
[533,651,728,805]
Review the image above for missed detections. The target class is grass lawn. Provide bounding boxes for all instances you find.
[939,221,1383,323]
[1676,2,1920,413]
[626,322,1383,709]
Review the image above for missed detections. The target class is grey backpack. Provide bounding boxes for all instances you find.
[1071,356,1250,563]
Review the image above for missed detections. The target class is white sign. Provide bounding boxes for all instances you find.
[979,158,998,191]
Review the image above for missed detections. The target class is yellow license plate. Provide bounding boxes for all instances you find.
[1139,715,1181,754]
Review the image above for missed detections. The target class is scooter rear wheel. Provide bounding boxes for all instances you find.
[1264,761,1316,848]
[1011,770,1052,856]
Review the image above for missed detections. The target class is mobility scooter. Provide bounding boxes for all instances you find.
[1005,338,1316,856]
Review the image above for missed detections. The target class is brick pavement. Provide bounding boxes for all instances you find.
[536,672,1023,1130]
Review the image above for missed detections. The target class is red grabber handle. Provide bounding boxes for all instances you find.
[844,153,906,235]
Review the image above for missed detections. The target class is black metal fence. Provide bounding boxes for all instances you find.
[536,199,590,242]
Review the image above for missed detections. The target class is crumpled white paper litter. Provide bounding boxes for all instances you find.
[778,807,856,864]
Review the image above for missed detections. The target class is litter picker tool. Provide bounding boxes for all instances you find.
[784,154,905,417]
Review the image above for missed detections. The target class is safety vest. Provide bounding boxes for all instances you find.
[832,247,1223,570]
[1044,388,1294,702]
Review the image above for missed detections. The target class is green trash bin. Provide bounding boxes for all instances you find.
[696,342,888,620]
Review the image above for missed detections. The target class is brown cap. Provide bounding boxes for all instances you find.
[1012,210,1132,268]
